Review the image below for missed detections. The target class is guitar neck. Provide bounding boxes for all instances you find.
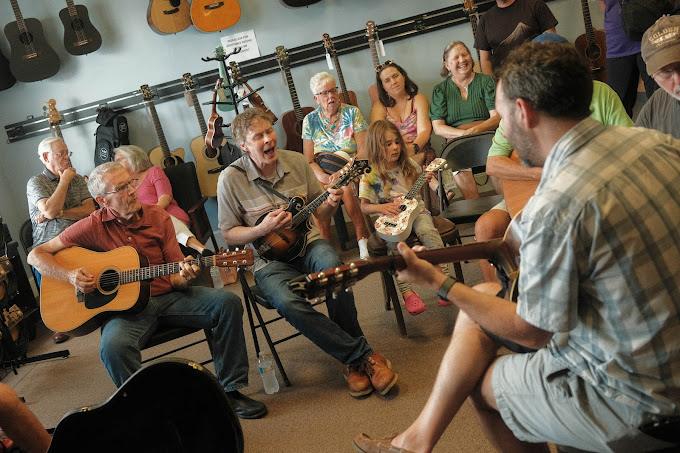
[120,256,216,284]
[331,52,351,105]
[292,170,357,227]
[404,171,429,201]
[190,88,208,136]
[368,38,380,68]
[581,0,595,44]
[65,0,78,17]
[146,99,171,158]
[9,0,28,35]
[52,123,63,139]
[283,66,304,122]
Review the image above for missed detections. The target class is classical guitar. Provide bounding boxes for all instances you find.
[461,0,483,72]
[276,45,315,153]
[291,213,521,300]
[146,0,192,35]
[40,247,253,336]
[191,0,241,32]
[205,78,226,151]
[230,61,279,124]
[322,33,358,107]
[575,0,607,83]
[141,84,185,168]
[4,0,60,83]
[366,20,381,105]
[182,73,225,197]
[375,158,448,242]
[253,158,371,262]
[0,48,16,91]
[43,99,63,139]
[59,0,102,55]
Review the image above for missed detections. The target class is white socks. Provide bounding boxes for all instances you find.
[358,237,370,260]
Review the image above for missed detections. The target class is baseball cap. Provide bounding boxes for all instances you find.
[641,15,680,76]
[532,32,569,44]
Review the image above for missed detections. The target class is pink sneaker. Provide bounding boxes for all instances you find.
[438,298,453,307]
[403,293,426,315]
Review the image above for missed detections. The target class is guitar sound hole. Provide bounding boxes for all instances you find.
[170,0,181,6]
[586,46,601,60]
[205,146,218,159]
[71,19,84,31]
[99,269,120,293]
[19,32,34,45]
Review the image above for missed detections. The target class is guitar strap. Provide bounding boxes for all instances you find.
[231,166,291,203]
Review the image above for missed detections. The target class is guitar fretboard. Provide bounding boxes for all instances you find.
[323,34,351,105]
[119,256,213,285]
[276,47,304,123]
[141,88,171,159]
[581,0,595,44]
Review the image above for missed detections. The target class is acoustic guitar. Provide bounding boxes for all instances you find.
[253,158,370,262]
[146,0,192,35]
[182,73,225,197]
[322,33,358,107]
[43,99,63,139]
[0,48,16,91]
[366,20,381,105]
[275,45,315,153]
[205,78,226,151]
[59,0,102,55]
[141,84,185,168]
[291,212,521,301]
[4,0,60,83]
[40,247,253,336]
[230,61,278,124]
[461,0,483,72]
[375,158,447,242]
[575,0,607,83]
[191,0,241,32]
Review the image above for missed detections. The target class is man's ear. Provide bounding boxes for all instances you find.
[94,195,106,208]
[515,98,538,128]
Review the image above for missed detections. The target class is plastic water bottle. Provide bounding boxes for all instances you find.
[210,266,223,289]
[258,351,279,394]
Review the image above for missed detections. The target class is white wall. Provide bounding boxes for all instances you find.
[0,0,603,248]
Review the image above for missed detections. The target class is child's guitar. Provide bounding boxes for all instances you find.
[375,158,447,242]
[253,158,370,262]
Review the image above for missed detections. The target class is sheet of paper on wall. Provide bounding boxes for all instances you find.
[220,30,261,64]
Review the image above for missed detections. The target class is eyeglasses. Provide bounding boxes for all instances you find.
[315,87,338,97]
[374,59,396,73]
[653,64,680,82]
[51,151,72,158]
[104,179,138,196]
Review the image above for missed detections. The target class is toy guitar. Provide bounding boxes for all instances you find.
[375,158,447,242]
[253,158,370,262]
[40,247,253,336]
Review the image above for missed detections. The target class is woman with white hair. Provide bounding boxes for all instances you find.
[113,145,211,256]
[301,71,370,259]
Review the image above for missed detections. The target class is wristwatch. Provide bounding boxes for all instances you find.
[437,276,457,302]
[413,143,420,153]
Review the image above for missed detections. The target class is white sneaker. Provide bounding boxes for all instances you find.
[358,237,370,260]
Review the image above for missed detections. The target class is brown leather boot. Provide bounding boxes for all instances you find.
[343,364,373,397]
[362,352,398,396]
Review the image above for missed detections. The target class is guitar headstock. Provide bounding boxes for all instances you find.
[44,99,62,126]
[322,33,335,54]
[335,158,371,188]
[289,260,373,298]
[212,248,254,268]
[276,45,290,69]
[229,61,243,84]
[425,157,447,173]
[365,21,376,39]
[140,84,153,102]
[182,73,195,91]
[462,0,477,14]
[214,46,226,58]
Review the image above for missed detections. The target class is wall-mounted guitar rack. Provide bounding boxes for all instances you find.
[5,0,505,143]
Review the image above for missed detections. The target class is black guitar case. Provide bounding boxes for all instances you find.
[47,358,244,453]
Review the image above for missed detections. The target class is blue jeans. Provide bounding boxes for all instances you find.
[100,286,248,391]
[254,239,373,366]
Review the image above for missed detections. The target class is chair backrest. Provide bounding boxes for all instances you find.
[163,162,202,214]
[441,131,495,173]
[19,219,33,256]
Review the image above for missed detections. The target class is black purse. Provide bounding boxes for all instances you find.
[619,0,673,41]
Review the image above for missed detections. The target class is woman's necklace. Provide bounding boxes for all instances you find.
[322,108,341,132]
[454,73,474,93]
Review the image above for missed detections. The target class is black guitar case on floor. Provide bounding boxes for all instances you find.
[47,358,244,453]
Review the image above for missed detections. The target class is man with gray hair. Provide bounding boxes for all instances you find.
[636,15,680,138]
[28,161,268,420]
[26,136,95,343]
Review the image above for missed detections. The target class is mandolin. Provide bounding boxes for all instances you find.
[275,45,315,153]
[229,61,278,124]
[182,73,225,197]
[575,0,607,83]
[43,99,63,139]
[366,20,381,105]
[4,0,60,83]
[322,33,358,107]
[191,0,241,32]
[375,158,448,242]
[461,0,483,72]
[40,247,253,336]
[146,0,192,35]
[253,158,371,262]
[291,213,521,301]
[59,0,102,55]
[0,48,16,91]
[141,84,185,168]
[205,78,226,152]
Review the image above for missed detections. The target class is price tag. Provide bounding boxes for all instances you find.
[377,40,386,57]
[184,91,193,107]
[326,52,334,70]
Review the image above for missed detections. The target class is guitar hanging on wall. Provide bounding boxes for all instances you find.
[191,0,241,32]
[322,33,358,107]
[59,0,102,55]
[4,0,60,82]
[43,99,63,139]
[461,0,482,73]
[0,48,16,91]
[141,84,185,168]
[275,45,315,153]
[366,20,381,105]
[575,0,607,82]
[182,73,225,197]
[230,61,279,125]
[146,0,192,35]
[278,0,322,7]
